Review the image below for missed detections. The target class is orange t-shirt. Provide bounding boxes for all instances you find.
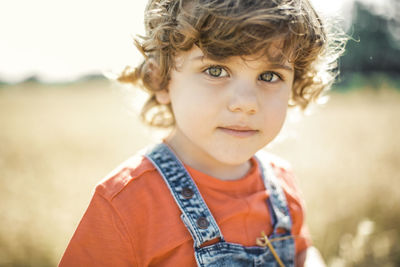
[59,153,311,266]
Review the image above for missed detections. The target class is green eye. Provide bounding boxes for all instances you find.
[205,66,228,77]
[208,67,222,77]
[259,72,280,82]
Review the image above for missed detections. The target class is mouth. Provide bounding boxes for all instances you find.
[217,126,259,138]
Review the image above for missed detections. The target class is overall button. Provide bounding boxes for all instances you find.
[197,217,209,229]
[181,187,194,199]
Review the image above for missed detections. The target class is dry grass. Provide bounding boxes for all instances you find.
[0,80,399,266]
[269,87,400,266]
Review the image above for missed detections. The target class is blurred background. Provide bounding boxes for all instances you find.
[0,0,399,266]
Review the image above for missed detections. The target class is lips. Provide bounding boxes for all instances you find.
[217,125,259,138]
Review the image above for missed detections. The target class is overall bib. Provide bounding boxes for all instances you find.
[146,143,295,267]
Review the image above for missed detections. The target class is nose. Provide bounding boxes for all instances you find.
[227,82,258,115]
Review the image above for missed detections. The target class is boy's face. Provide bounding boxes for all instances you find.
[162,45,294,172]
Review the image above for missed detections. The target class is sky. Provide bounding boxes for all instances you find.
[0,0,355,83]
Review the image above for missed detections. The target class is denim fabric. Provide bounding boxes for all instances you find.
[146,143,295,267]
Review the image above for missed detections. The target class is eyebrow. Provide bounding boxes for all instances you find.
[263,63,294,72]
[189,55,294,72]
[190,55,210,62]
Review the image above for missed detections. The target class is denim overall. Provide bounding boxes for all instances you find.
[146,143,295,267]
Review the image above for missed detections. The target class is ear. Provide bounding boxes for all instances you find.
[155,89,170,105]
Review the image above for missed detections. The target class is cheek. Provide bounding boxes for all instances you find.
[279,84,292,102]
[261,92,289,126]
[170,77,220,114]
[169,85,217,129]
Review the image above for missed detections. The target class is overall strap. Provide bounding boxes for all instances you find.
[255,151,292,233]
[145,143,224,248]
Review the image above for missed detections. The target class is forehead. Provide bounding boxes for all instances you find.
[175,44,293,70]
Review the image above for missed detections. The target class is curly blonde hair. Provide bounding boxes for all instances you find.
[118,0,346,127]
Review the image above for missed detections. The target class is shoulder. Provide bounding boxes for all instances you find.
[94,148,158,201]
[256,150,310,246]
[255,149,302,200]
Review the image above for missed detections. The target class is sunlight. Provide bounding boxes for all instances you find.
[0,0,146,82]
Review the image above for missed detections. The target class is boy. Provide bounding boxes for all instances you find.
[60,0,344,266]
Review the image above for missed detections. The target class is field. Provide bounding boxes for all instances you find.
[0,79,399,266]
